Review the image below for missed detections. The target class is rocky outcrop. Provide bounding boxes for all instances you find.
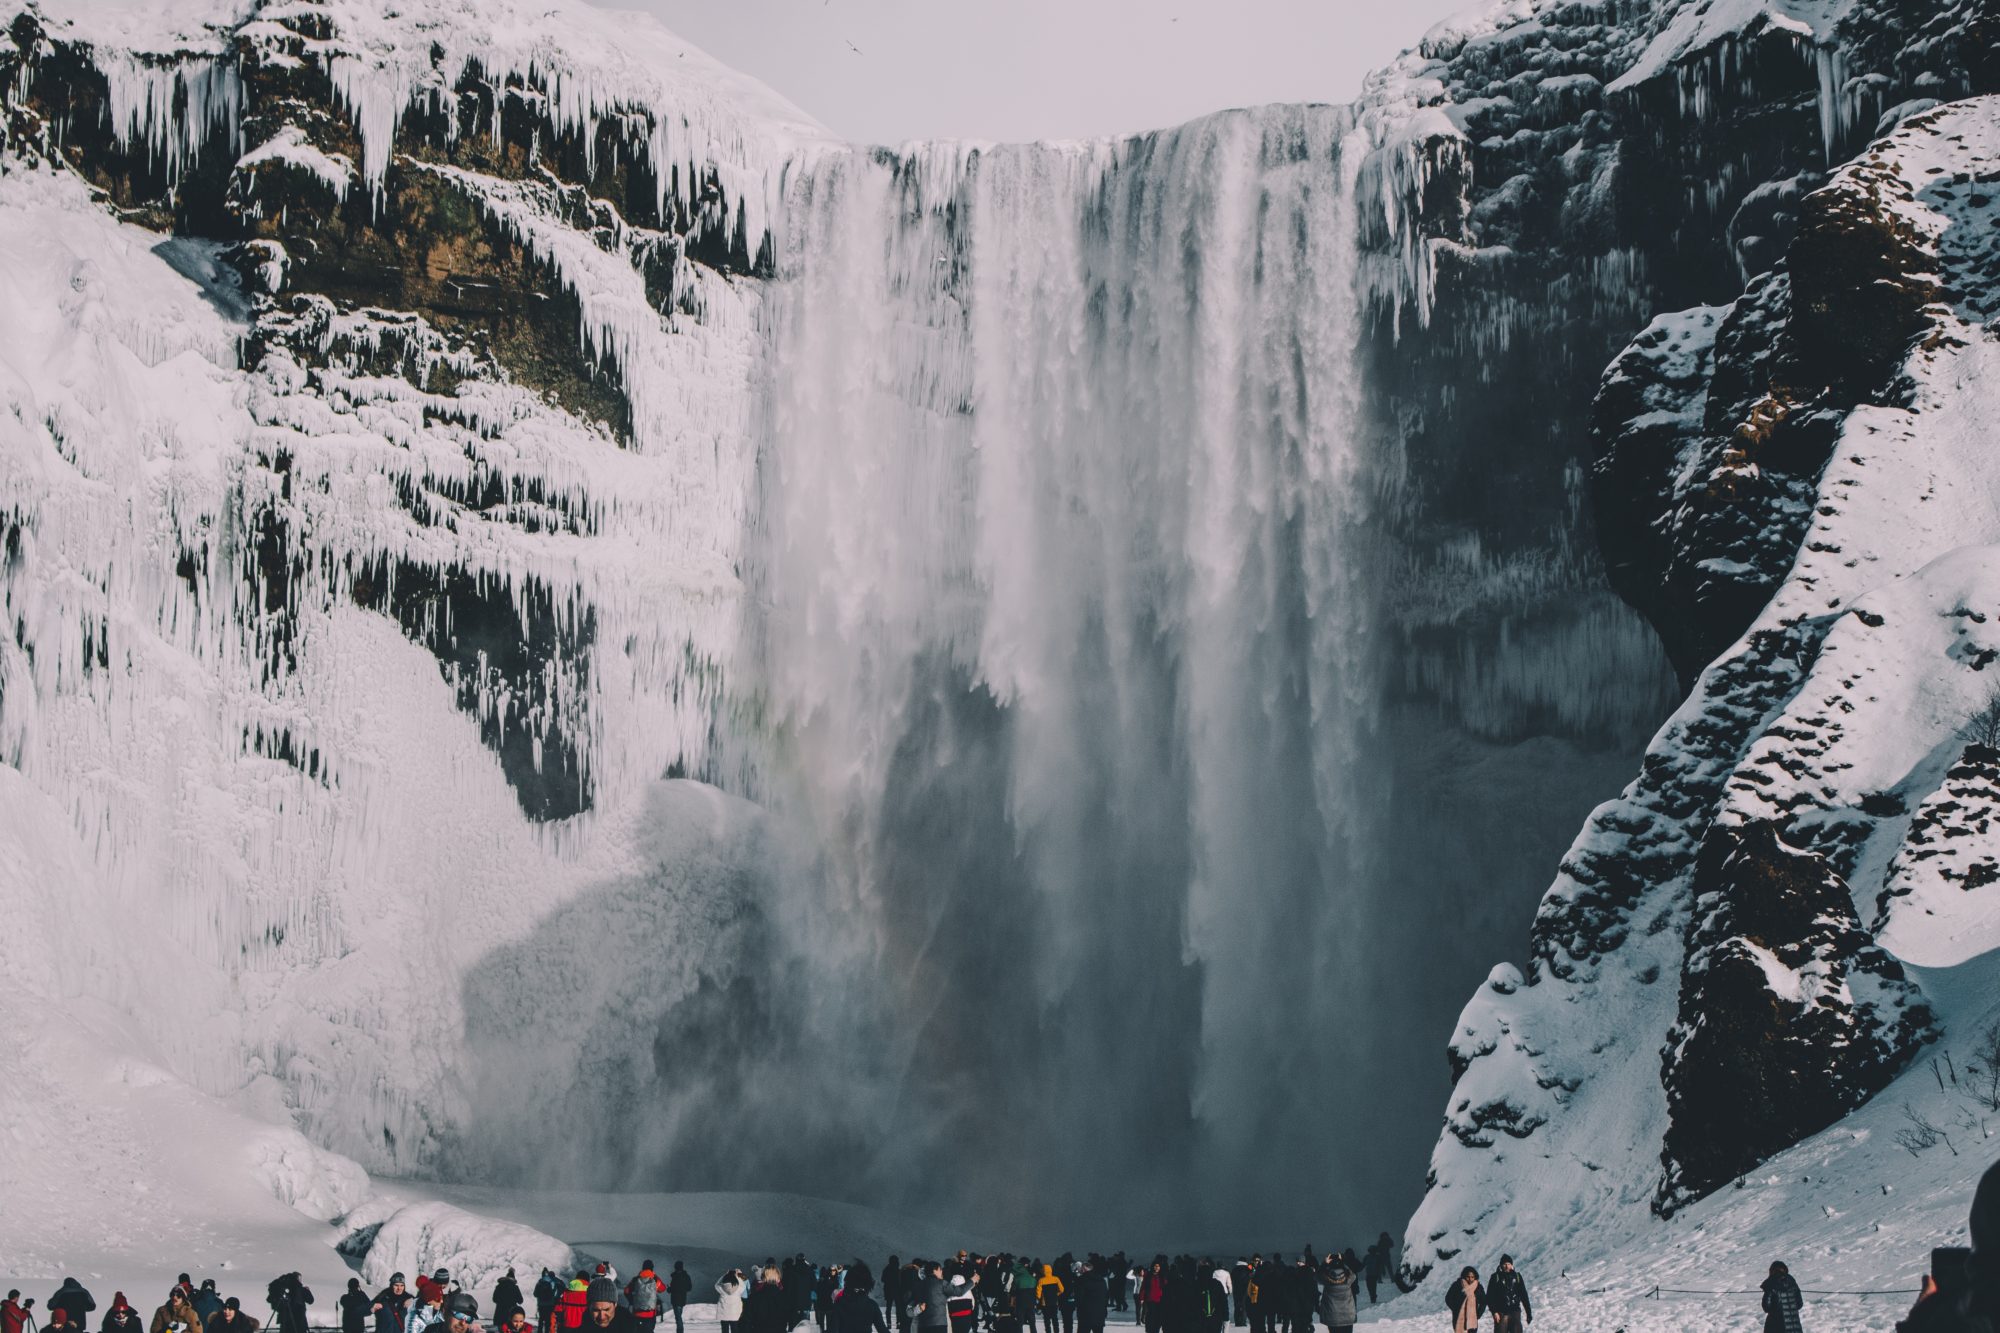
[1659,821,1935,1209]
[1,0,800,820]
[1408,0,2000,1280]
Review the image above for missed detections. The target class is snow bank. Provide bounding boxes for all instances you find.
[345,1198,578,1297]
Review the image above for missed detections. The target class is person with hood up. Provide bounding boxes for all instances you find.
[1032,1270,1061,1333]
[206,1299,259,1333]
[340,1283,371,1333]
[190,1290,219,1331]
[1486,1257,1530,1333]
[372,1276,413,1333]
[1315,1259,1357,1333]
[51,1285,96,1331]
[828,1266,885,1333]
[1761,1263,1803,1333]
[100,1297,143,1333]
[714,1272,746,1333]
[492,1275,523,1328]
[267,1275,313,1333]
[1443,1268,1482,1333]
[666,1264,691,1333]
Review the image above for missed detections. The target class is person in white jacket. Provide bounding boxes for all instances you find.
[714,1272,746,1333]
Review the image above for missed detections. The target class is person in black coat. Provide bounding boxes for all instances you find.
[1486,1258,1530,1333]
[267,1275,313,1333]
[745,1271,790,1333]
[1761,1263,1803,1333]
[207,1299,261,1333]
[102,1297,144,1333]
[829,1267,887,1333]
[372,1278,412,1333]
[52,1283,97,1330]
[666,1266,691,1333]
[492,1274,524,1327]
[1443,1270,1483,1333]
[1072,1267,1107,1333]
[340,1282,373,1333]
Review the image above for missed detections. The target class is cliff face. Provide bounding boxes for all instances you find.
[5,0,2000,1255]
[1402,0,2000,1279]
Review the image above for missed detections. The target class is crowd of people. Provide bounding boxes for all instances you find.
[6,1163,1998,1333]
[513,1243,1406,1333]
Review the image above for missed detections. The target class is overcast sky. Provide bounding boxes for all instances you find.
[606,0,1471,145]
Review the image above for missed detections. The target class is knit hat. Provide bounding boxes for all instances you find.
[586,1281,618,1307]
[392,1276,407,1287]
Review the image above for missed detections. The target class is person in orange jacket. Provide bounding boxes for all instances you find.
[625,1267,663,1333]
[557,1278,591,1333]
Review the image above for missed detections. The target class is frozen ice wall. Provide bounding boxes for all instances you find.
[2,0,1680,1252]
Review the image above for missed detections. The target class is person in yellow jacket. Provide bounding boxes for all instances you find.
[1034,1269,1062,1333]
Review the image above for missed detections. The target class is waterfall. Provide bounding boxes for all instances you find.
[741,105,1383,1239]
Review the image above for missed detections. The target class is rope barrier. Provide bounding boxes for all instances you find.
[1644,1285,1916,1299]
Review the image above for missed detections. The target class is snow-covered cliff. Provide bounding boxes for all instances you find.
[1404,0,2000,1282]
[4,0,1999,1267]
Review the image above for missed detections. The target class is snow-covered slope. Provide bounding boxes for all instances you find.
[1408,79,2000,1283]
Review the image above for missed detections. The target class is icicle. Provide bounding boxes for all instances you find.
[97,53,243,189]
[326,54,420,204]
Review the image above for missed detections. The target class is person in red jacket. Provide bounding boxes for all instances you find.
[557,1278,590,1333]
[4,1290,34,1333]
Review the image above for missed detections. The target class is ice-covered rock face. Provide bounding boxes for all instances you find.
[1411,7,2000,1280]
[6,0,1996,1258]
[0,0,1695,1245]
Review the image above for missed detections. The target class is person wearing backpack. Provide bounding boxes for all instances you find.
[624,1268,663,1333]
[1486,1257,1530,1333]
[533,1275,559,1333]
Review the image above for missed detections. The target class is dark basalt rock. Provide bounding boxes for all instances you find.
[1658,820,1936,1211]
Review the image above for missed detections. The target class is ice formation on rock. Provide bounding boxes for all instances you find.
[5,0,1999,1272]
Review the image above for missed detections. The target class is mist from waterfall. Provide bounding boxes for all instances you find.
[739,106,1387,1241]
